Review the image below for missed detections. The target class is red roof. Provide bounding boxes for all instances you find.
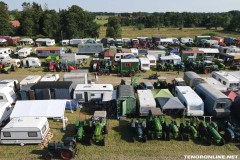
[104,50,115,57]
[10,20,20,28]
[182,50,204,54]
[225,91,237,101]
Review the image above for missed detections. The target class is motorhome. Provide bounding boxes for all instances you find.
[0,87,17,104]
[183,71,203,88]
[139,57,150,71]
[40,74,60,82]
[22,57,41,68]
[175,86,204,116]
[0,102,13,126]
[0,117,50,145]
[137,90,156,116]
[202,77,228,93]
[20,75,41,88]
[211,71,240,91]
[0,80,20,92]
[196,83,231,118]
[0,48,12,55]
[0,58,21,68]
[17,48,32,58]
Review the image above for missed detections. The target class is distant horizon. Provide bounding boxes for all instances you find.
[2,0,240,13]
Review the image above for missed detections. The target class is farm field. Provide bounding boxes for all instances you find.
[0,68,240,160]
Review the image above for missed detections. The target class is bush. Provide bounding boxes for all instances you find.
[136,23,145,30]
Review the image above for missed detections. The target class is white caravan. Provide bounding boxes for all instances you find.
[139,57,150,71]
[0,87,17,104]
[40,74,60,82]
[20,75,41,88]
[22,57,41,68]
[17,48,32,58]
[0,80,20,92]
[137,90,156,116]
[0,48,12,55]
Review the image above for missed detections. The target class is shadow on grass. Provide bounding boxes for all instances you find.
[31,149,45,159]
[111,118,134,143]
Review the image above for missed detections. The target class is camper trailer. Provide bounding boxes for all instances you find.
[0,117,50,145]
[180,37,194,44]
[137,90,156,116]
[114,53,135,61]
[17,48,32,58]
[22,57,41,68]
[70,39,83,46]
[0,87,17,104]
[175,86,204,116]
[61,39,70,46]
[19,38,34,45]
[0,80,20,92]
[146,55,157,67]
[36,47,64,57]
[0,48,12,55]
[159,55,181,65]
[0,58,21,68]
[0,102,13,126]
[183,71,203,88]
[211,71,240,91]
[195,83,231,118]
[139,57,150,71]
[74,84,114,103]
[202,77,228,93]
[20,75,41,88]
[40,74,60,82]
[35,38,55,46]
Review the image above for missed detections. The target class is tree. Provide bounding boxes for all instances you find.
[106,17,122,38]
[0,1,13,35]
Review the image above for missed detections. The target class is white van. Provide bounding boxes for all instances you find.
[211,71,240,91]
[17,48,32,58]
[175,86,204,116]
[22,57,41,68]
[0,102,13,126]
[0,117,50,145]
[0,87,17,104]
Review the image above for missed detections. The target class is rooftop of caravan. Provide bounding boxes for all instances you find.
[36,47,62,51]
[212,71,240,83]
[3,117,47,130]
[75,84,113,91]
[137,90,156,107]
[176,86,203,105]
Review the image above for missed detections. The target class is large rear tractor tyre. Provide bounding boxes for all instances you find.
[218,138,225,146]
[45,153,53,160]
[60,150,74,160]
[102,138,105,146]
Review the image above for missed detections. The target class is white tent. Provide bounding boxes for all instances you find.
[10,100,67,130]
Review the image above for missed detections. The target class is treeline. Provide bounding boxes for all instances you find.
[0,1,100,41]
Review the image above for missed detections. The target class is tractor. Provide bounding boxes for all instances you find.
[169,120,180,140]
[90,58,101,72]
[131,119,147,142]
[0,64,16,74]
[224,120,240,142]
[179,119,198,141]
[198,116,225,146]
[157,62,166,71]
[146,108,169,140]
[153,77,168,89]
[75,111,108,146]
[213,59,225,70]
[97,68,110,76]
[44,136,78,160]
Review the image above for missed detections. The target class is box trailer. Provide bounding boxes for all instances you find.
[0,117,50,145]
[137,90,156,117]
[139,57,150,71]
[0,80,20,92]
[118,59,139,77]
[17,48,32,58]
[0,102,13,126]
[40,74,60,82]
[0,87,17,104]
[202,77,228,93]
[20,75,41,88]
[211,71,240,91]
[22,57,41,68]
[183,71,203,88]
[175,86,204,116]
[195,83,231,118]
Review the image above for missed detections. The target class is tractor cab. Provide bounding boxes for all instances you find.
[172,78,186,86]
[154,77,168,89]
[92,111,107,126]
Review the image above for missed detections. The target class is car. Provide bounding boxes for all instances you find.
[138,82,154,90]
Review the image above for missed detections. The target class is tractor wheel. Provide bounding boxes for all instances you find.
[102,138,105,146]
[178,134,184,141]
[132,137,135,143]
[103,126,108,134]
[218,138,225,146]
[151,133,155,140]
[89,138,94,145]
[224,130,232,142]
[166,132,170,141]
[129,72,133,77]
[143,136,147,143]
[107,72,110,76]
[97,72,102,76]
[45,153,53,160]
[5,70,9,74]
[60,150,74,160]
[162,132,166,140]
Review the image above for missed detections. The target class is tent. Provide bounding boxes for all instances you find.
[10,100,67,130]
[152,89,174,98]
[156,97,185,115]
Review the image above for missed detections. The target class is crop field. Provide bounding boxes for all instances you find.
[98,26,240,40]
[0,67,240,160]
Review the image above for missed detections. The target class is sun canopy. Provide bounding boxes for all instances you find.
[156,97,185,110]
[152,89,173,98]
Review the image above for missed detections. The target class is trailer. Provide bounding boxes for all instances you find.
[183,71,203,88]
[139,57,150,71]
[114,53,134,62]
[181,50,204,61]
[63,72,88,90]
[202,77,228,93]
[78,43,103,55]
[61,39,70,46]
[36,47,64,58]
[22,57,41,68]
[195,83,231,118]
[0,80,20,92]
[0,58,21,68]
[17,48,32,58]
[180,37,194,44]
[211,71,240,91]
[19,38,34,45]
[40,74,60,82]
[70,39,83,46]
[146,55,157,67]
[175,86,204,116]
[35,38,55,46]
[118,59,139,77]
[20,75,41,88]
[8,37,21,46]
[0,48,12,55]
[0,117,50,145]
[137,90,156,117]
[0,102,13,126]
[0,87,17,104]
[159,55,181,65]
[195,36,211,42]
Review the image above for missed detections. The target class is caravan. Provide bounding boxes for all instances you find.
[114,53,135,61]
[211,71,240,91]
[202,77,228,93]
[0,87,17,104]
[40,74,60,82]
[0,80,20,92]
[139,57,150,71]
[22,57,41,68]
[0,48,12,55]
[137,90,156,116]
[0,58,21,68]
[183,71,203,88]
[0,117,50,145]
[17,48,32,58]
[175,86,204,116]
[20,75,42,88]
[0,102,13,126]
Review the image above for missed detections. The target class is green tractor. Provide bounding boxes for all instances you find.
[0,64,16,74]
[146,108,169,140]
[153,77,168,89]
[198,116,225,146]
[75,111,108,146]
[169,120,180,140]
[179,118,198,141]
[213,59,225,70]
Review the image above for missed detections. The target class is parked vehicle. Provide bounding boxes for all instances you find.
[183,71,203,88]
[36,47,64,58]
[137,90,156,116]
[17,48,32,58]
[224,120,240,142]
[22,57,41,68]
[118,59,139,77]
[0,80,20,92]
[0,48,12,55]
[0,117,50,145]
[35,38,55,46]
[0,87,17,104]
[138,82,154,90]
[19,38,34,45]
[0,102,13,126]
[40,74,60,82]
[202,77,228,93]
[20,75,41,88]
[0,58,21,68]
[131,119,147,142]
